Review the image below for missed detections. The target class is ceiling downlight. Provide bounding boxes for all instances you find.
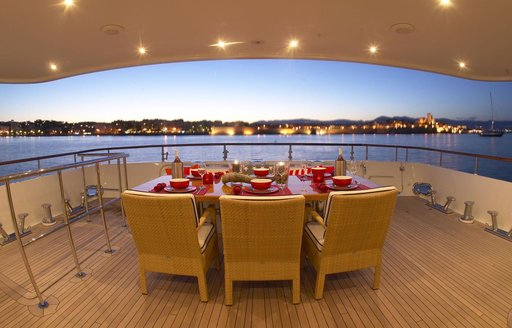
[101,24,125,36]
[390,23,415,35]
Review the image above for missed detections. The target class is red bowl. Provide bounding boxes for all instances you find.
[253,167,269,177]
[332,176,352,186]
[170,178,190,189]
[251,178,272,190]
[190,168,200,177]
[311,166,327,174]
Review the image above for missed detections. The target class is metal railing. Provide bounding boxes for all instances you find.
[0,152,129,309]
[1,142,512,176]
[0,142,511,309]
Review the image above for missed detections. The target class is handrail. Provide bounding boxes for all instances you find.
[0,152,128,182]
[1,142,511,166]
[2,152,129,309]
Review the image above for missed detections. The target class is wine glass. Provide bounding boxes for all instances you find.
[196,161,207,179]
[347,160,358,177]
[347,160,358,185]
[300,160,309,192]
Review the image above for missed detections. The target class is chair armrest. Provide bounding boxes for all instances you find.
[197,205,216,230]
[305,205,326,228]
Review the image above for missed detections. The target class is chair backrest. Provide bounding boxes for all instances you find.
[122,190,202,259]
[219,195,305,263]
[322,187,398,255]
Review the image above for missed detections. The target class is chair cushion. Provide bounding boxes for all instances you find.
[305,221,325,252]
[198,223,215,254]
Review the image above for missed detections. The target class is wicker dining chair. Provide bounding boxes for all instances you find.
[122,190,220,302]
[302,186,398,299]
[219,195,306,305]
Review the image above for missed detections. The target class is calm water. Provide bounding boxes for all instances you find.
[1,134,511,181]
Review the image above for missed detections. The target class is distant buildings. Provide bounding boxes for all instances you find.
[0,113,470,136]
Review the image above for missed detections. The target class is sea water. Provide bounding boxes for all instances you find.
[1,134,511,181]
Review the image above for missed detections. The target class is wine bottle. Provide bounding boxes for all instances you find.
[171,150,184,178]
[334,147,346,176]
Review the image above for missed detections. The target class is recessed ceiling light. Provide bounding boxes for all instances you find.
[369,45,378,55]
[439,0,452,7]
[390,23,415,35]
[138,47,147,55]
[101,24,125,36]
[63,0,74,8]
[209,40,243,48]
[458,61,468,70]
[49,63,58,71]
[289,39,299,48]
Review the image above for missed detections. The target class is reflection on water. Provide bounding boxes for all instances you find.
[1,134,511,181]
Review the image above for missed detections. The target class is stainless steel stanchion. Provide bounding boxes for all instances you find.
[123,157,129,191]
[58,172,86,278]
[459,201,475,224]
[17,212,29,233]
[116,159,127,227]
[5,181,48,309]
[95,162,114,253]
[41,203,56,226]
[487,210,499,231]
[484,210,512,241]
[81,165,92,222]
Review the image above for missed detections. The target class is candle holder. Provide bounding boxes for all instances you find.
[274,161,290,190]
[230,160,241,173]
[312,170,325,183]
[202,172,214,184]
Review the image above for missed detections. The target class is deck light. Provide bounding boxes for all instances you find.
[368,45,378,55]
[458,61,467,70]
[288,39,299,48]
[49,63,58,71]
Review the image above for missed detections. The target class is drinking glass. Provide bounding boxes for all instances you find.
[196,162,207,179]
[300,160,309,192]
[347,160,358,177]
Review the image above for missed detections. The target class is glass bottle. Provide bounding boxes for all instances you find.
[334,147,346,176]
[171,150,183,178]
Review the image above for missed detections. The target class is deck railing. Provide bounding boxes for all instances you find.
[1,143,511,309]
[0,152,129,310]
[1,143,511,179]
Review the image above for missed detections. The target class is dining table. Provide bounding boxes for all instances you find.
[130,173,379,203]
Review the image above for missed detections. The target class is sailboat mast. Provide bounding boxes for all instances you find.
[489,92,495,129]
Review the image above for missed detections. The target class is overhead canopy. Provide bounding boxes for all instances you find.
[1,0,511,83]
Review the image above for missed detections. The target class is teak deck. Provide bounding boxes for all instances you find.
[1,196,511,327]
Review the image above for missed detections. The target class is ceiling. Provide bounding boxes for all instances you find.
[1,0,511,83]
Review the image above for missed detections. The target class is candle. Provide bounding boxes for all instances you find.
[231,160,241,173]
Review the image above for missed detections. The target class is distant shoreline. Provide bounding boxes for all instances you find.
[0,131,478,137]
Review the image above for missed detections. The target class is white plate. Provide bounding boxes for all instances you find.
[243,186,280,194]
[164,186,197,193]
[326,183,359,191]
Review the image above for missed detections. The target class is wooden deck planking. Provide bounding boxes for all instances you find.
[1,197,512,327]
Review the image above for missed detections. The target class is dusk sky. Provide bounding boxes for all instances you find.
[1,59,512,123]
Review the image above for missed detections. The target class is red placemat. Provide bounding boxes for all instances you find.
[148,184,210,196]
[311,183,370,193]
[237,186,293,196]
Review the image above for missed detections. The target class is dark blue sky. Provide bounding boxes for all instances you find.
[1,59,511,122]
